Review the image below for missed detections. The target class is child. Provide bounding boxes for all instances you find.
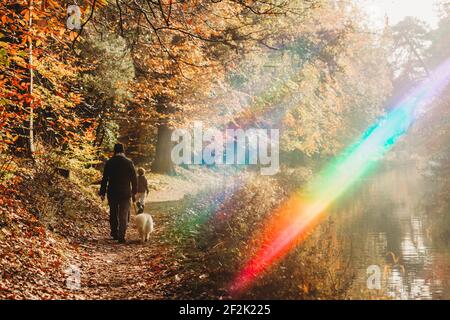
[136,167,150,214]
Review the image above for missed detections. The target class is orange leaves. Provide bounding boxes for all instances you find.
[97,0,110,7]
[20,8,30,22]
[183,1,189,13]
[1,14,8,25]
[0,0,88,154]
[46,0,61,8]
[69,31,78,42]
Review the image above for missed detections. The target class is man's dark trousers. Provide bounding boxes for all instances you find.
[100,153,137,241]
[108,197,130,240]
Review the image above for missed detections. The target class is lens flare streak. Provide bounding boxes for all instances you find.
[230,58,450,295]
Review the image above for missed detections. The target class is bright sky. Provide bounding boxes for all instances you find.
[356,0,441,28]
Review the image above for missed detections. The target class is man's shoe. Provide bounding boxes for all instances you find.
[118,239,126,244]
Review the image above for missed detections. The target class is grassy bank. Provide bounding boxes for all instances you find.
[162,169,355,299]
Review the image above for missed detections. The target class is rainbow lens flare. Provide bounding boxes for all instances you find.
[230,58,450,295]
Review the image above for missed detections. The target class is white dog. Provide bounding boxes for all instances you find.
[135,213,154,243]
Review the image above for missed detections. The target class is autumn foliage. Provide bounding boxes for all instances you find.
[0,0,449,300]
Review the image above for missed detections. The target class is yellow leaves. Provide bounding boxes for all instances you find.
[69,31,78,42]
[17,18,27,27]
[0,40,7,48]
[10,55,27,68]
[4,131,18,143]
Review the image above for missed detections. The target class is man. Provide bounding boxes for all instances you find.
[99,143,137,243]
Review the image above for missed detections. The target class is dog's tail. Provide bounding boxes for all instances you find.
[146,216,154,233]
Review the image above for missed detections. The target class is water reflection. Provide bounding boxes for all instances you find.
[331,164,450,299]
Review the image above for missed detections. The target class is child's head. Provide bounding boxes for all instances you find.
[137,167,145,176]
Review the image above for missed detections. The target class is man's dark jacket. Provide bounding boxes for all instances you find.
[100,154,138,199]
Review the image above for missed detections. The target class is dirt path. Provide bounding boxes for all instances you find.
[71,172,224,300]
[70,199,185,299]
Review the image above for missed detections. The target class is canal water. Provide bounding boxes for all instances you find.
[331,164,450,299]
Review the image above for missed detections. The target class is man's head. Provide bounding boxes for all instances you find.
[113,143,125,155]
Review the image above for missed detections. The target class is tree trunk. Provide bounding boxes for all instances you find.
[28,0,35,157]
[151,123,174,174]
